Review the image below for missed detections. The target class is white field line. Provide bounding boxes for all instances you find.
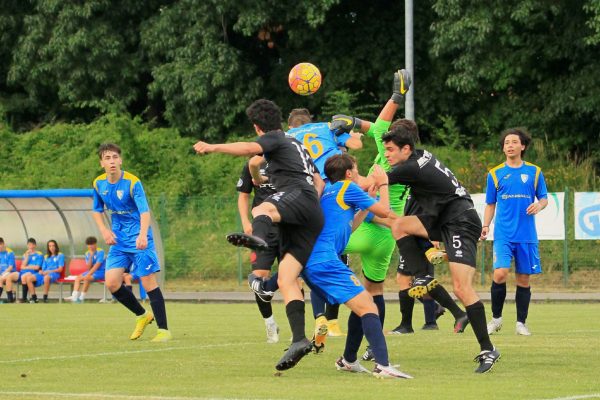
[538,394,600,400]
[0,341,260,364]
[0,391,279,400]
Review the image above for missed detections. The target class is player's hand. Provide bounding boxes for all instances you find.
[392,69,411,104]
[370,165,389,187]
[480,226,489,241]
[526,202,543,215]
[242,221,253,235]
[431,241,441,249]
[193,141,215,155]
[136,234,148,250]
[101,228,117,245]
[252,176,269,186]
[331,115,363,135]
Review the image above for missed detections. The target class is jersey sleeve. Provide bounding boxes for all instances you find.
[372,118,393,171]
[58,253,65,267]
[237,162,254,194]
[256,133,280,154]
[97,249,105,263]
[92,185,105,213]
[8,252,16,268]
[387,163,417,186]
[132,180,150,213]
[344,182,377,210]
[42,256,49,270]
[485,173,497,204]
[335,132,351,147]
[535,170,548,200]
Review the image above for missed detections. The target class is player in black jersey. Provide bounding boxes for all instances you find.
[194,99,325,371]
[382,126,500,374]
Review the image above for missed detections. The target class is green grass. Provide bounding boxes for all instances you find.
[1,302,599,400]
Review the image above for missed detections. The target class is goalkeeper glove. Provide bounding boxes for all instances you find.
[330,114,363,135]
[391,69,412,104]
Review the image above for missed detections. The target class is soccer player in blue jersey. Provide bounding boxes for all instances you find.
[92,143,171,342]
[4,238,43,302]
[0,237,17,301]
[301,153,412,379]
[67,236,106,303]
[481,128,548,336]
[24,239,64,303]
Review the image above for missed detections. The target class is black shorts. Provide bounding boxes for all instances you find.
[405,197,442,241]
[396,241,435,277]
[418,208,481,268]
[251,224,280,271]
[264,188,324,266]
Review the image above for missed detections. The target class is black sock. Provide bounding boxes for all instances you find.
[428,284,466,319]
[147,287,168,329]
[31,293,37,301]
[285,300,306,343]
[422,298,436,324]
[264,273,279,292]
[7,291,14,302]
[126,285,133,292]
[343,312,363,363]
[22,285,28,301]
[396,236,431,275]
[255,293,273,318]
[399,289,414,328]
[466,301,494,351]
[251,215,273,241]
[373,294,386,326]
[43,294,48,301]
[490,281,506,319]
[515,285,531,323]
[112,284,146,316]
[362,313,389,366]
[310,290,326,319]
[325,303,340,320]
[0,287,3,297]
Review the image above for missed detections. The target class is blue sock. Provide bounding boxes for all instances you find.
[343,312,363,363]
[423,298,436,324]
[515,285,531,323]
[263,272,279,292]
[362,313,389,366]
[310,290,326,319]
[373,294,386,326]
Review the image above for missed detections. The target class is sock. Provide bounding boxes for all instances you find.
[72,290,80,299]
[373,294,386,326]
[362,313,389,366]
[7,291,14,302]
[255,293,273,318]
[31,294,38,301]
[396,236,431,276]
[515,285,531,323]
[343,312,363,363]
[22,285,28,301]
[112,284,146,316]
[325,303,340,320]
[264,273,279,292]
[251,215,273,241]
[147,287,168,329]
[43,294,48,301]
[126,285,133,293]
[285,300,306,343]
[428,284,466,319]
[490,281,507,319]
[0,287,3,297]
[422,298,436,324]
[466,301,494,351]
[399,289,414,328]
[310,290,326,319]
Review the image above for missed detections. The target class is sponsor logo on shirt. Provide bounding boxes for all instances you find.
[417,150,432,168]
[236,178,243,187]
[501,194,530,200]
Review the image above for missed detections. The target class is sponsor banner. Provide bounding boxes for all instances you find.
[574,192,600,240]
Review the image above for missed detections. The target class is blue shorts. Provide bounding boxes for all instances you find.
[19,270,36,280]
[31,272,60,287]
[493,240,542,275]
[301,259,364,305]
[82,270,105,280]
[106,247,160,278]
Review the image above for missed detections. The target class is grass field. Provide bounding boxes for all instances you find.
[1,302,599,400]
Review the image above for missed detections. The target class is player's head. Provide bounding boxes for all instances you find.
[46,239,59,256]
[287,108,312,128]
[324,154,358,184]
[500,127,531,158]
[0,237,5,251]
[382,125,415,166]
[98,143,123,175]
[246,99,282,135]
[390,118,420,143]
[85,236,98,251]
[27,237,37,251]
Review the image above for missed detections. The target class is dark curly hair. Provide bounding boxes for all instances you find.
[246,99,283,132]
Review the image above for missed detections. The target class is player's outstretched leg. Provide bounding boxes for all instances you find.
[226,233,268,251]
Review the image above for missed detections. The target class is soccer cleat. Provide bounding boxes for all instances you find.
[335,357,370,373]
[266,321,280,344]
[361,346,375,361]
[425,247,448,265]
[422,322,439,330]
[129,312,154,340]
[73,298,83,304]
[65,295,74,301]
[454,314,470,333]
[248,273,274,302]
[151,328,172,343]
[474,347,501,373]
[326,319,346,337]
[389,325,414,335]
[373,363,414,379]
[275,337,313,371]
[226,232,269,252]
[516,322,531,336]
[487,317,503,335]
[312,315,328,351]
[435,303,446,320]
[29,298,39,304]
[408,275,438,298]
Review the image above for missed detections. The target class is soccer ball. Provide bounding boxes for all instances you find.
[288,63,322,96]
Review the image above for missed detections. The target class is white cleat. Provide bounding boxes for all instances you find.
[516,321,531,336]
[487,317,503,335]
[266,322,280,344]
[335,357,370,373]
[373,363,413,379]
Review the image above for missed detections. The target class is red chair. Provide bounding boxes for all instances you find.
[58,258,88,303]
[15,258,22,271]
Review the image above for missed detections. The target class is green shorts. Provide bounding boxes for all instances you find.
[344,222,396,283]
